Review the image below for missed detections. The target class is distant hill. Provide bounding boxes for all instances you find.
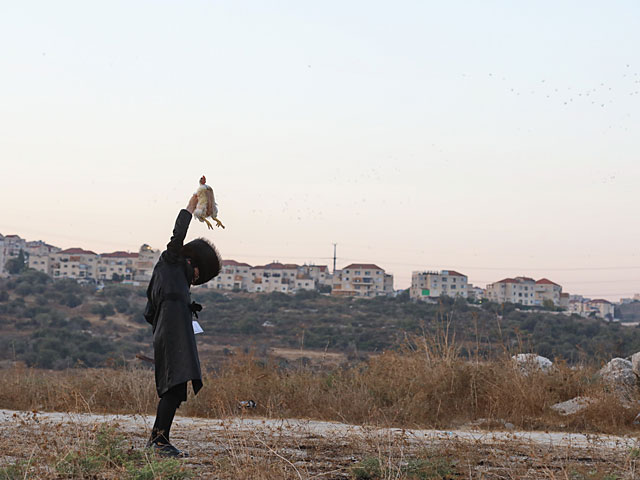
[2,269,640,369]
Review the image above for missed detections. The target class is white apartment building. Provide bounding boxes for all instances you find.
[0,234,27,274]
[588,299,615,320]
[534,278,563,306]
[560,292,570,309]
[300,264,332,289]
[212,259,252,291]
[410,270,468,300]
[2,234,27,258]
[485,276,537,306]
[570,298,615,320]
[248,262,304,293]
[467,285,485,300]
[134,244,161,283]
[27,241,60,275]
[331,263,393,298]
[97,251,138,281]
[51,248,99,280]
[294,273,315,291]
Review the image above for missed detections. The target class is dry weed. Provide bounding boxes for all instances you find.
[1,341,638,435]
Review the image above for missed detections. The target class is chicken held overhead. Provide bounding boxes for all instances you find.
[194,175,225,229]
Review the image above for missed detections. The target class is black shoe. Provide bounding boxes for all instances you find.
[147,441,189,458]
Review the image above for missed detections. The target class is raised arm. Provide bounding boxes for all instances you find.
[166,195,198,258]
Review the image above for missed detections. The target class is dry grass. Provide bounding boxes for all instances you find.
[0,337,639,435]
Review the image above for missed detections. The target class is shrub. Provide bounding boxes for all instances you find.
[69,316,91,330]
[53,278,83,295]
[114,297,130,313]
[91,303,116,319]
[14,283,33,296]
[60,293,82,308]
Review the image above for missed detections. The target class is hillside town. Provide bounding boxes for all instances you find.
[1,232,633,321]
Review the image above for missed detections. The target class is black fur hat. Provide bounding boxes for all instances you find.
[181,238,221,285]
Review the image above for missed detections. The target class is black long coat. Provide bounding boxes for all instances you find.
[144,209,203,398]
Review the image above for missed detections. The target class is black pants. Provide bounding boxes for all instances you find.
[150,382,187,445]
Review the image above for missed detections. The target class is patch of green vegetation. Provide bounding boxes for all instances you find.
[404,457,456,479]
[350,457,382,480]
[56,425,191,479]
[0,460,30,480]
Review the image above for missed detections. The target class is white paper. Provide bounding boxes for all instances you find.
[192,320,204,334]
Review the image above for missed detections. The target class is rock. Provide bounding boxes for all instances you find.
[631,352,640,375]
[551,396,595,416]
[598,358,637,388]
[512,354,553,373]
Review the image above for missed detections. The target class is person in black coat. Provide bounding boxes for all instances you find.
[144,194,221,457]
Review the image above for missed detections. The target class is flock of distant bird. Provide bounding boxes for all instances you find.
[469,64,640,111]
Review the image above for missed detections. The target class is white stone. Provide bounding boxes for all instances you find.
[551,397,595,416]
[598,358,637,388]
[631,352,640,375]
[512,353,553,372]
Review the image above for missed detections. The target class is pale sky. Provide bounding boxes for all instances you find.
[1,1,639,300]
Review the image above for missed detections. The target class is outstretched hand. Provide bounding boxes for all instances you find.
[186,194,198,214]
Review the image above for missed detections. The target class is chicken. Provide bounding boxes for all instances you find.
[194,175,225,229]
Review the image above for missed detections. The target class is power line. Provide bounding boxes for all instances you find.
[336,258,640,272]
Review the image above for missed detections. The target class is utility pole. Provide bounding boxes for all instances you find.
[332,243,337,274]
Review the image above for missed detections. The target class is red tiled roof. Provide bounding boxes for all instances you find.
[101,251,138,258]
[443,270,466,277]
[252,262,299,270]
[252,262,283,270]
[495,277,535,284]
[536,278,560,286]
[343,263,382,270]
[590,299,612,304]
[59,247,98,255]
[222,259,252,267]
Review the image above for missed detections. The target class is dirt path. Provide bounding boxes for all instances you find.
[2,408,640,479]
